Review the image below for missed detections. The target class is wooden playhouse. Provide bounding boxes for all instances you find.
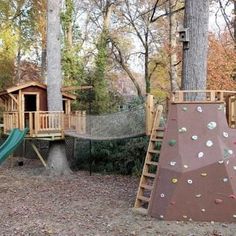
[0,81,86,140]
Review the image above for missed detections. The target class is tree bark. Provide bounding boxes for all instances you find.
[169,0,179,91]
[181,0,209,90]
[234,0,236,48]
[111,40,142,97]
[46,0,72,175]
[47,140,72,175]
[41,46,46,81]
[47,0,63,111]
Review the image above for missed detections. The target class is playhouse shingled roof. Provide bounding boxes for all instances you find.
[0,81,76,100]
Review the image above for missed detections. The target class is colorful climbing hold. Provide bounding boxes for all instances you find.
[172,178,178,184]
[228,150,233,155]
[198,152,204,158]
[187,179,193,184]
[196,106,203,112]
[183,165,189,169]
[229,195,236,199]
[195,194,202,198]
[215,199,223,204]
[223,132,229,138]
[206,140,213,147]
[223,178,228,183]
[201,173,207,177]
[218,160,224,164]
[191,135,198,140]
[168,139,177,146]
[178,127,187,133]
[207,121,217,130]
[160,193,165,198]
[182,107,188,111]
[201,209,206,212]
[170,161,176,166]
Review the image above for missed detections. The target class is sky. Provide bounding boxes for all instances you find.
[209,1,233,32]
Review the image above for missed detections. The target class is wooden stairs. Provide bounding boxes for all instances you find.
[133,105,164,215]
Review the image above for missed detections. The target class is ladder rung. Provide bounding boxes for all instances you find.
[155,127,164,131]
[154,131,164,135]
[149,149,160,154]
[143,172,156,178]
[138,195,150,202]
[140,184,153,190]
[146,161,158,166]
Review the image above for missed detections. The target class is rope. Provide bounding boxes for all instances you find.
[65,104,146,141]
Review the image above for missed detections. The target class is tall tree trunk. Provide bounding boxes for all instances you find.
[169,0,179,91]
[47,0,63,111]
[234,0,236,47]
[181,0,209,90]
[46,0,71,175]
[16,14,22,84]
[41,40,46,81]
[144,32,150,94]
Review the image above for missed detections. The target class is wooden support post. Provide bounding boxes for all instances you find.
[18,90,23,129]
[29,112,33,136]
[210,91,215,102]
[178,91,184,102]
[82,111,86,134]
[31,143,47,168]
[146,94,154,136]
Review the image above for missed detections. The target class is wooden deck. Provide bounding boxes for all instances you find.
[3,111,86,140]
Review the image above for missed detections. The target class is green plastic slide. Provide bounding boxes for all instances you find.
[0,128,28,165]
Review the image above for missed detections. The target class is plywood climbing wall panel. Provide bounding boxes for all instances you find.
[148,103,236,222]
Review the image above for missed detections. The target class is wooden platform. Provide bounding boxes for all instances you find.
[3,111,86,140]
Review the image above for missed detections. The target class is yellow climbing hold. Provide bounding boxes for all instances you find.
[172,178,178,184]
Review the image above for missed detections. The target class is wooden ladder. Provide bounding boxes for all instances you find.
[134,105,164,215]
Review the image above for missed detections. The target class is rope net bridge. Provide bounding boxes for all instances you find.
[64,104,148,140]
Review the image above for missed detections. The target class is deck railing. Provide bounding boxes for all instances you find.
[3,112,18,133]
[3,110,86,138]
[27,111,64,137]
[171,90,236,103]
[64,111,86,134]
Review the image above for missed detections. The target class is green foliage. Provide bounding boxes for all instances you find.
[62,46,85,85]
[0,27,17,89]
[91,30,110,114]
[73,137,148,176]
[61,0,74,34]
[60,0,85,86]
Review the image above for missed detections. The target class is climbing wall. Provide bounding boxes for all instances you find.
[148,103,236,222]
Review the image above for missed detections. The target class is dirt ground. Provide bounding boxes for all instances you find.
[0,159,236,236]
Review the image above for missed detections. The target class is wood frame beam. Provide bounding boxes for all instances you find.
[8,93,19,105]
[31,143,47,168]
[61,85,93,92]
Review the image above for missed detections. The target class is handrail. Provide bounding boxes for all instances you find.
[3,112,19,133]
[171,90,236,104]
[64,111,86,134]
[3,110,86,138]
